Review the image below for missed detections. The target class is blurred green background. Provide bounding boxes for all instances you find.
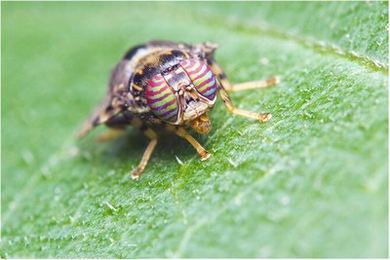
[2,2,388,257]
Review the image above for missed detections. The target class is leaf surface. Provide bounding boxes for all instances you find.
[2,2,388,257]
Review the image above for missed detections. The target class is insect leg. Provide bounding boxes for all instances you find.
[219,87,272,122]
[131,126,158,180]
[230,77,279,92]
[78,112,112,138]
[210,61,279,92]
[166,126,210,161]
[209,62,272,122]
[78,94,122,138]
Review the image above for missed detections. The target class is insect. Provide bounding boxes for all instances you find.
[79,40,279,180]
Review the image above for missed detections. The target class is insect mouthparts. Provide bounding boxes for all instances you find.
[190,113,211,135]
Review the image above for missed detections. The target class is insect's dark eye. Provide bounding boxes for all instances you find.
[145,74,179,123]
[180,59,217,101]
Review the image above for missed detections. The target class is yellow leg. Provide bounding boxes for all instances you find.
[219,87,272,122]
[230,76,279,92]
[167,126,210,161]
[95,128,126,143]
[209,61,279,92]
[131,128,158,180]
[209,61,274,122]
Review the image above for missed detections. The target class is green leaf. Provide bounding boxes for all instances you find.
[2,2,387,257]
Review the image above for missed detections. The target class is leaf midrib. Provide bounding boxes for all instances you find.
[191,12,388,74]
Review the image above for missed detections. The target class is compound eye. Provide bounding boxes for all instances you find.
[180,59,217,101]
[146,74,179,123]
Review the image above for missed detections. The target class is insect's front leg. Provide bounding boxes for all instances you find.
[166,125,210,161]
[209,61,274,122]
[218,86,271,122]
[130,119,158,180]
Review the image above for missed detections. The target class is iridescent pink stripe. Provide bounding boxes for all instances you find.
[197,76,215,90]
[181,60,202,73]
[190,65,209,81]
[160,107,178,118]
[184,62,203,74]
[148,92,171,104]
[146,81,169,96]
[150,97,176,111]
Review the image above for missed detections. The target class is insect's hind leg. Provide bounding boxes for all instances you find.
[209,61,272,122]
[130,125,158,180]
